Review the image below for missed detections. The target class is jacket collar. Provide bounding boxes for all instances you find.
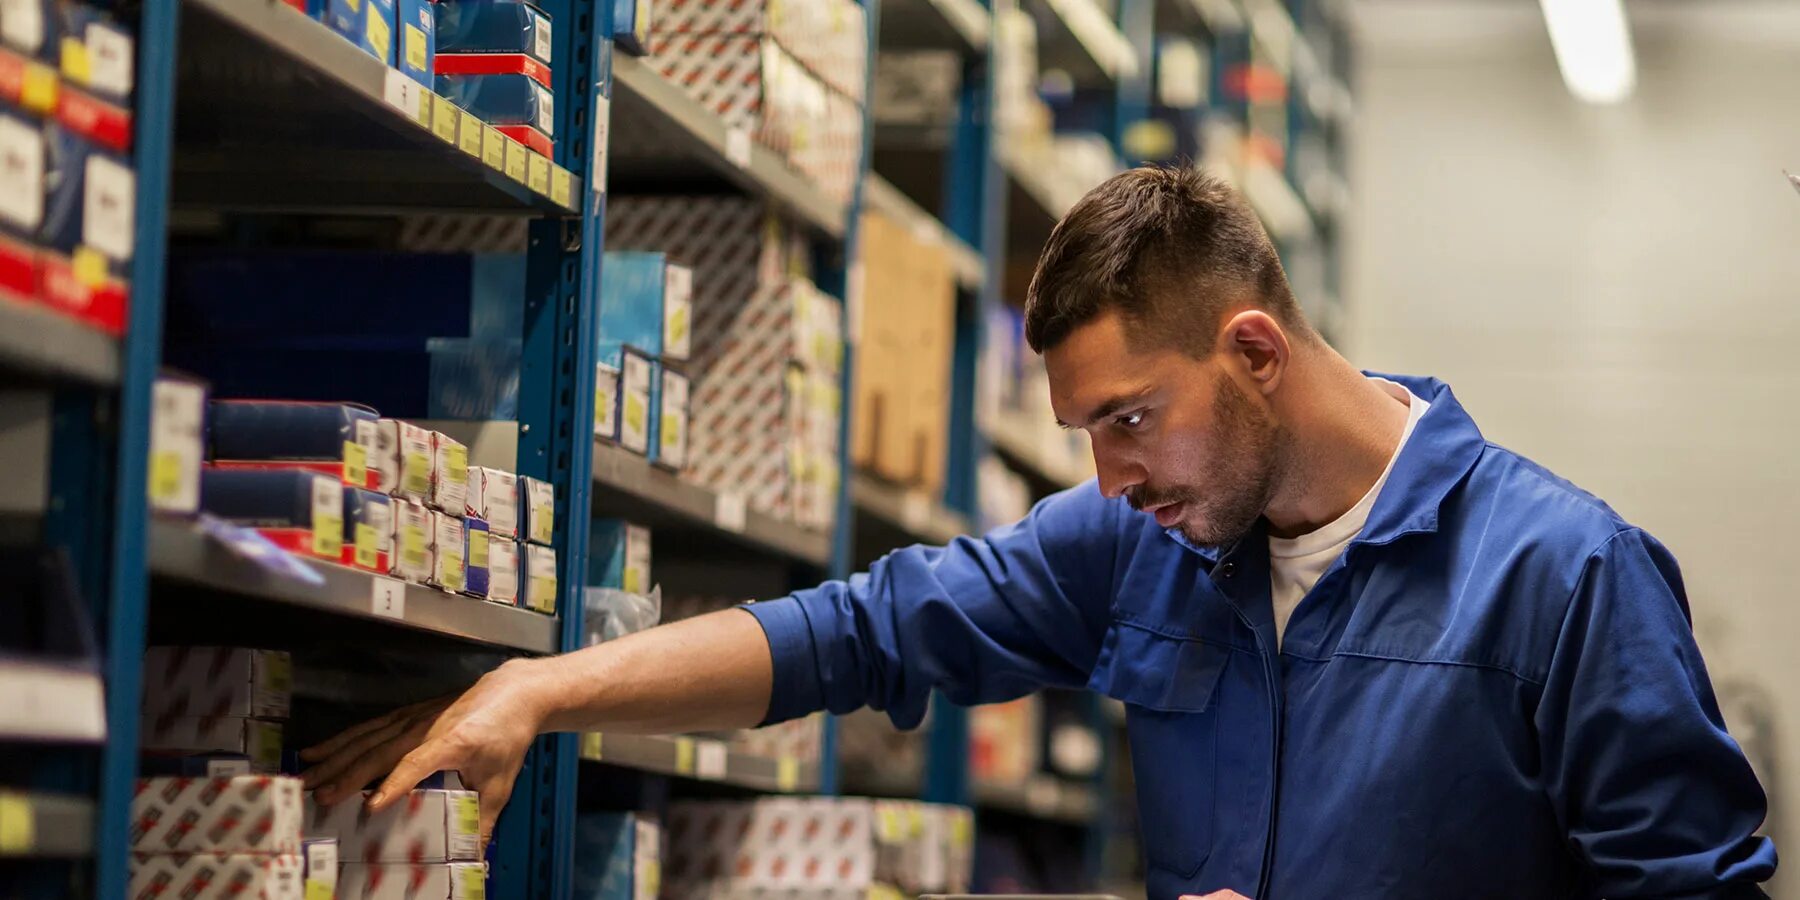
[1163,372,1486,559]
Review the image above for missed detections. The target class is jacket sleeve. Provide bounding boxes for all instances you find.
[742,481,1121,728]
[1537,527,1777,898]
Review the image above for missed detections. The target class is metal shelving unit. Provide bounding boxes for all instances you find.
[864,174,986,290]
[974,776,1102,826]
[0,298,120,386]
[851,472,971,547]
[0,659,107,745]
[0,791,96,859]
[879,0,991,53]
[579,732,822,794]
[1033,0,1140,85]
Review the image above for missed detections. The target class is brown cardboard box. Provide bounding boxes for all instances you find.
[853,211,955,494]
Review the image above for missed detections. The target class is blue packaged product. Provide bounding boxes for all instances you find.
[597,252,691,365]
[56,3,133,105]
[40,122,134,276]
[610,0,651,56]
[200,468,345,562]
[573,813,658,900]
[207,400,381,491]
[426,337,520,420]
[586,519,649,592]
[463,516,491,598]
[396,0,435,86]
[435,72,553,136]
[320,0,396,63]
[434,0,551,67]
[0,107,45,244]
[342,487,393,573]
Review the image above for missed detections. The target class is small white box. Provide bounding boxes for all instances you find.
[128,852,302,899]
[303,839,338,900]
[131,776,304,854]
[359,418,397,494]
[488,539,520,606]
[142,646,291,724]
[140,717,284,773]
[391,498,434,582]
[338,863,488,900]
[466,467,518,539]
[149,377,206,514]
[595,363,621,442]
[663,263,693,361]
[430,432,470,513]
[656,366,689,471]
[524,542,557,615]
[619,353,653,455]
[522,476,555,545]
[430,511,466,592]
[305,790,483,862]
[384,419,435,503]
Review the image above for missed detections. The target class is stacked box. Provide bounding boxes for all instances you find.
[429,431,469,512]
[435,0,553,157]
[464,516,491,598]
[573,813,661,900]
[466,466,518,539]
[381,418,435,504]
[397,0,436,86]
[149,376,208,515]
[305,789,483,862]
[657,363,689,471]
[339,862,489,899]
[429,510,467,592]
[487,535,520,606]
[140,716,285,772]
[199,469,345,563]
[130,776,305,854]
[969,694,1041,785]
[434,0,552,66]
[317,0,397,63]
[650,0,865,103]
[736,712,824,763]
[521,475,554,544]
[617,347,655,456]
[344,487,395,573]
[391,497,434,582]
[853,209,955,493]
[524,542,558,614]
[142,647,292,725]
[597,251,692,364]
[303,839,339,900]
[127,852,304,899]
[587,520,651,593]
[208,400,382,491]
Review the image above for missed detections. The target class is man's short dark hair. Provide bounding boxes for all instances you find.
[1023,165,1311,354]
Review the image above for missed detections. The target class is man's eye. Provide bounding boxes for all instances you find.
[1116,412,1145,429]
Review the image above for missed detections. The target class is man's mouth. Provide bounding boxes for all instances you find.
[1147,501,1186,528]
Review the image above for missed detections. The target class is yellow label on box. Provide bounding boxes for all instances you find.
[58,36,89,85]
[457,110,483,156]
[445,444,468,488]
[668,306,689,348]
[432,95,458,143]
[343,440,368,487]
[306,882,333,900]
[0,793,34,853]
[527,153,550,194]
[453,794,479,836]
[673,737,695,774]
[346,0,361,10]
[20,62,57,114]
[313,512,343,558]
[415,88,432,124]
[643,860,661,899]
[777,757,800,791]
[402,450,431,496]
[581,732,602,759]
[482,126,506,169]
[366,7,391,63]
[623,393,646,436]
[442,542,464,587]
[504,139,528,182]
[622,566,642,596]
[354,523,379,569]
[72,246,106,288]
[404,23,427,71]
[265,652,293,694]
[468,527,489,569]
[401,521,427,570]
[660,412,681,454]
[529,577,555,612]
[149,451,183,504]
[550,167,572,208]
[251,720,284,769]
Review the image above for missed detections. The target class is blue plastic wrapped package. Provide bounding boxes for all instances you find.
[573,813,660,900]
[206,400,381,491]
[463,516,491,598]
[320,0,396,63]
[434,0,551,66]
[598,252,691,365]
[435,72,553,136]
[396,0,436,86]
[587,520,649,592]
[426,337,521,419]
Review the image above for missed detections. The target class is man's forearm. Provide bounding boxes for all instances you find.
[521,608,776,735]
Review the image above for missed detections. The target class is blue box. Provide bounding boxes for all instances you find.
[396,0,436,87]
[611,0,651,55]
[573,813,657,900]
[321,0,396,64]
[597,252,690,365]
[342,487,393,573]
[41,123,133,276]
[56,3,134,105]
[207,400,381,490]
[435,0,551,67]
[427,337,521,420]
[463,516,491,598]
[435,72,553,136]
[200,468,345,561]
[587,519,649,592]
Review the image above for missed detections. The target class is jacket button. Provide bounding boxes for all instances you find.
[1219,562,1237,578]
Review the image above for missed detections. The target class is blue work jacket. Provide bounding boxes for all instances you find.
[745,374,1776,899]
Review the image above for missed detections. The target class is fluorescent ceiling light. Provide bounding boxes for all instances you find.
[1539,0,1636,103]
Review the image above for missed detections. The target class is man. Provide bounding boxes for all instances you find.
[302,167,1776,898]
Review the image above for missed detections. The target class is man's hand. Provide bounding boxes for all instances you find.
[1181,892,1253,899]
[299,657,550,845]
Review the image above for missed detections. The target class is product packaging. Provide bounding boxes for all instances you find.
[435,48,550,89]
[429,510,466,592]
[572,812,660,900]
[130,775,304,854]
[397,0,436,86]
[208,401,381,491]
[648,0,866,102]
[595,361,620,442]
[37,122,133,333]
[338,862,489,900]
[434,0,551,65]
[597,252,691,363]
[520,475,553,545]
[304,789,482,862]
[654,363,688,471]
[320,0,397,63]
[587,520,650,593]
[0,0,57,60]
[140,716,284,772]
[523,542,557,614]
[127,852,303,899]
[611,0,652,55]
[391,497,434,582]
[141,646,292,725]
[344,487,396,573]
[435,72,553,136]
[199,468,345,562]
[463,516,490,598]
[57,3,135,105]
[616,349,654,456]
[303,839,339,900]
[382,418,435,503]
[430,431,470,513]
[465,466,517,539]
[149,375,208,515]
[487,537,519,605]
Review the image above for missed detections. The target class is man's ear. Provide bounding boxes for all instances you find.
[1218,309,1290,397]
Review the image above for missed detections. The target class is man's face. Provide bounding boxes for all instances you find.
[1045,310,1283,549]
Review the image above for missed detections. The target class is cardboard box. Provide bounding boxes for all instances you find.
[520,475,554,545]
[851,210,953,494]
[360,418,397,494]
[397,0,436,86]
[305,789,482,862]
[37,122,132,333]
[345,487,395,573]
[435,72,553,136]
[141,716,284,772]
[429,510,466,592]
[391,497,434,582]
[130,776,304,854]
[141,646,291,725]
[208,401,382,491]
[0,108,45,241]
[430,431,469,513]
[321,0,396,63]
[969,695,1040,785]
[150,376,208,515]
[383,419,435,503]
[597,252,690,364]
[128,852,303,899]
[524,542,557,614]
[587,520,650,594]
[617,348,653,456]
[573,812,660,900]
[463,516,490,598]
[595,362,621,443]
[649,0,866,103]
[434,0,551,66]
[487,537,519,606]
[654,363,688,471]
[199,468,345,563]
[338,863,489,900]
[466,466,517,539]
[304,839,339,900]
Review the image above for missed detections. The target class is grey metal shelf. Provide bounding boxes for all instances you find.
[0,791,94,858]
[851,472,970,546]
[579,732,821,794]
[148,518,561,654]
[0,295,120,386]
[879,0,990,54]
[973,775,1100,825]
[864,174,985,291]
[610,54,848,240]
[0,658,107,744]
[173,0,581,214]
[1030,0,1138,87]
[592,440,833,569]
[984,410,1090,491]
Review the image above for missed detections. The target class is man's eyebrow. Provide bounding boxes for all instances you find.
[1055,388,1152,430]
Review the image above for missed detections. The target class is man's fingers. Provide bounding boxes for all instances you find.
[301,714,414,792]
[299,708,405,762]
[476,784,511,853]
[370,743,447,812]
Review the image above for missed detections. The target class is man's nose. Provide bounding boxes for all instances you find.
[1092,440,1144,500]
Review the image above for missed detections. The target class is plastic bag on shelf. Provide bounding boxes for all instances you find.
[583,584,663,645]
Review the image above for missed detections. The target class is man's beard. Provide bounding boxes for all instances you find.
[1127,372,1283,550]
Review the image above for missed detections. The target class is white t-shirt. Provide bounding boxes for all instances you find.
[1268,378,1429,648]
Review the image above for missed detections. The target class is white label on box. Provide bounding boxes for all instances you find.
[658,368,688,470]
[619,355,652,455]
[695,740,727,780]
[149,379,205,513]
[306,840,338,882]
[436,514,466,591]
[662,265,692,360]
[206,758,251,777]
[724,127,752,168]
[532,82,554,137]
[714,491,747,533]
[363,497,394,561]
[591,94,610,195]
[0,0,43,52]
[84,23,133,98]
[311,475,344,559]
[532,10,552,64]
[81,153,134,261]
[488,539,519,604]
[594,364,620,441]
[0,115,43,230]
[524,477,554,544]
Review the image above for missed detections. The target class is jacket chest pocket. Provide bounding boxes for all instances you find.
[1088,620,1230,880]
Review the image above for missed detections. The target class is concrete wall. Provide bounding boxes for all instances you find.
[1345,2,1800,892]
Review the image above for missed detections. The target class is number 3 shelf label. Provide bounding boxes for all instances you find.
[371,577,405,620]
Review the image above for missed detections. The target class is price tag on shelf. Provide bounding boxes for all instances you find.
[482,125,506,170]
[527,153,550,195]
[504,139,528,183]
[590,94,610,195]
[581,732,602,759]
[673,737,696,775]
[695,740,727,781]
[457,110,482,157]
[432,94,458,144]
[776,757,800,792]
[370,577,406,620]
[550,167,572,209]
[713,491,747,533]
[724,127,751,169]
[0,792,32,853]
